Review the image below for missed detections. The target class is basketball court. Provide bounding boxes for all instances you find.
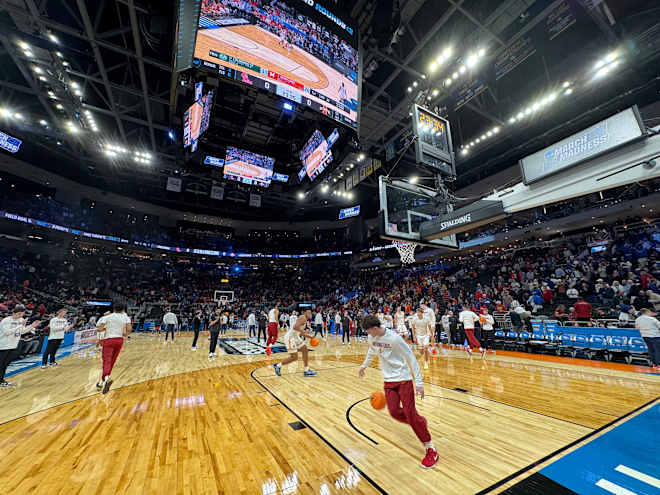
[1,334,658,494]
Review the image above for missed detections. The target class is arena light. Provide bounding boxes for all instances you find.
[461,149,468,156]
[70,81,79,89]
[14,113,23,120]
[74,89,82,97]
[562,81,570,88]
[55,51,63,58]
[282,102,293,111]
[444,78,452,86]
[48,33,59,44]
[62,61,69,67]
[432,88,439,97]
[321,185,329,193]
[409,176,418,184]
[565,87,573,95]
[32,66,43,74]
[39,119,47,126]
[412,81,418,88]
[38,75,47,82]
[429,61,437,73]
[18,41,29,50]
[0,108,10,118]
[55,103,63,110]
[297,192,305,199]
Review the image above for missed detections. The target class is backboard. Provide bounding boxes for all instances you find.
[213,290,235,305]
[379,175,458,249]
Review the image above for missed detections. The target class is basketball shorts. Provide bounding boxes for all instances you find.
[416,334,430,347]
[397,325,408,336]
[284,331,306,351]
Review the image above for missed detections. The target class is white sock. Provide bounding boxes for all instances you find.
[424,442,435,450]
[304,366,310,372]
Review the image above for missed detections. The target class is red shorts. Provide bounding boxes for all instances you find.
[266,322,278,347]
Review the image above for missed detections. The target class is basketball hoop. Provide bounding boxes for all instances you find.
[392,241,417,264]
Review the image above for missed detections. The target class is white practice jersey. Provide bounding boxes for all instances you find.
[361,329,422,387]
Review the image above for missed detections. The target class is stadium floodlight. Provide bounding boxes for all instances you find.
[532,102,540,111]
[48,33,59,43]
[594,59,605,69]
[481,134,486,140]
[55,51,63,58]
[39,119,47,126]
[74,89,82,96]
[562,81,570,88]
[407,86,412,92]
[459,65,466,74]
[452,72,458,78]
[62,61,69,67]
[432,88,439,96]
[321,185,329,193]
[55,103,63,110]
[478,48,486,57]
[466,54,478,68]
[409,176,418,184]
[32,66,43,74]
[445,78,452,86]
[297,192,305,199]
[23,50,33,58]
[38,76,47,82]
[443,47,452,59]
[282,102,293,111]
[14,113,23,120]
[564,88,573,95]
[168,130,175,140]
[509,117,516,124]
[70,82,79,89]
[487,131,492,137]
[605,51,617,63]
[18,41,29,50]
[525,108,532,115]
[358,154,365,161]
[461,149,468,156]
[517,112,524,120]
[429,61,437,72]
[493,126,500,133]
[348,192,354,200]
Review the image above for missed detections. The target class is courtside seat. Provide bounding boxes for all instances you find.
[504,330,519,350]
[571,333,590,358]
[607,335,629,362]
[543,331,559,352]
[628,337,650,365]
[493,330,506,348]
[557,333,574,356]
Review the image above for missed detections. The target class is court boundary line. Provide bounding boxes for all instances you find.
[250,364,389,495]
[345,394,490,447]
[474,396,660,494]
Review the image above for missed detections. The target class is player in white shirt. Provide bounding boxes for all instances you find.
[290,311,299,332]
[162,309,178,343]
[441,311,452,346]
[266,306,279,355]
[273,310,317,377]
[95,302,132,394]
[411,308,434,369]
[458,305,485,358]
[479,308,495,352]
[312,310,324,339]
[247,311,257,339]
[394,306,408,339]
[383,311,394,330]
[358,314,438,469]
[0,304,42,387]
[41,308,72,368]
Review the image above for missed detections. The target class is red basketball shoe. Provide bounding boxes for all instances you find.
[421,448,438,468]
[265,346,272,356]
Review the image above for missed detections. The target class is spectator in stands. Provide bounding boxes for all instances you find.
[633,290,650,311]
[618,306,636,327]
[634,308,660,371]
[647,290,660,311]
[566,285,579,300]
[553,304,568,321]
[574,299,592,324]
[598,282,615,307]
[542,285,554,305]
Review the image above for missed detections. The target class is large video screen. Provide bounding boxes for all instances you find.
[300,130,332,180]
[194,0,359,130]
[183,86,214,150]
[223,146,274,187]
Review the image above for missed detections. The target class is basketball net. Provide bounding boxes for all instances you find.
[392,241,417,264]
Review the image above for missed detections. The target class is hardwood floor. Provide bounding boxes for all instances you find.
[0,334,658,494]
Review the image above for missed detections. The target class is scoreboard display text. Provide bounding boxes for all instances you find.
[411,105,455,176]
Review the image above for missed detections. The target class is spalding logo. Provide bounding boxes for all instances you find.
[440,213,471,230]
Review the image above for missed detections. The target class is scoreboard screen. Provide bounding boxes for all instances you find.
[411,104,455,176]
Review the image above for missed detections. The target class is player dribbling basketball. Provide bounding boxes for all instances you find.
[359,315,438,469]
[273,309,317,377]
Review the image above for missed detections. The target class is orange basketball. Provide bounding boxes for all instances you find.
[309,337,319,347]
[370,391,387,410]
[406,338,413,344]
[479,316,486,323]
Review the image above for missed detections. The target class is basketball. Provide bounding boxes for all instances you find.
[370,391,387,410]
[310,337,319,347]
[479,316,485,323]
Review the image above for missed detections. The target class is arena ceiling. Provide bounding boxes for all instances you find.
[0,0,659,222]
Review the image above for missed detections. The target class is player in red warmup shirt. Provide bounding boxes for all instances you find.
[359,315,439,469]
